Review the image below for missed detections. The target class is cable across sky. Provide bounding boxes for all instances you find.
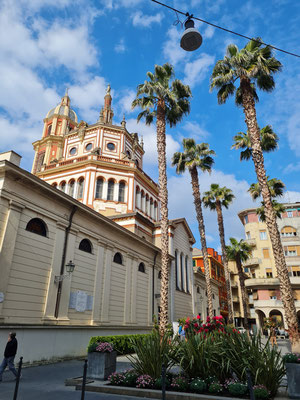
[151,0,300,58]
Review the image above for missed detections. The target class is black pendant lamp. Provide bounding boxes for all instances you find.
[180,17,202,51]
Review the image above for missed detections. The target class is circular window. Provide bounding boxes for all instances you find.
[107,142,115,151]
[69,147,77,155]
[85,143,93,151]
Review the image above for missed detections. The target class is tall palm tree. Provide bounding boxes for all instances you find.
[132,64,191,335]
[232,125,278,161]
[210,38,300,350]
[226,238,253,330]
[172,139,215,319]
[203,184,235,324]
[249,177,285,222]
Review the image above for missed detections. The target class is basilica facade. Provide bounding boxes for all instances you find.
[0,88,217,363]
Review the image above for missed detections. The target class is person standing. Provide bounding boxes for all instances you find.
[270,326,277,347]
[0,332,18,381]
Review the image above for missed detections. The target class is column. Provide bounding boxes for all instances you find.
[103,180,108,200]
[43,221,67,321]
[114,182,119,202]
[57,227,77,321]
[130,257,139,324]
[0,199,24,322]
[91,240,105,324]
[100,245,113,322]
[123,253,132,324]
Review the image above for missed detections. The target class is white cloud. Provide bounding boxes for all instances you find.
[203,25,215,40]
[283,162,300,174]
[162,26,188,66]
[131,11,163,27]
[168,170,255,247]
[117,89,136,114]
[183,53,215,88]
[126,118,180,167]
[281,191,300,203]
[114,38,126,53]
[181,121,210,140]
[69,76,108,123]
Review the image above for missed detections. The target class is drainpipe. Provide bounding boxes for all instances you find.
[54,205,77,318]
[152,251,158,321]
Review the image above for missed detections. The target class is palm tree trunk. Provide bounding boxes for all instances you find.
[216,201,234,324]
[236,254,249,330]
[157,100,169,336]
[190,166,214,319]
[241,77,300,350]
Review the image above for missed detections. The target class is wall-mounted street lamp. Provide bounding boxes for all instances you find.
[54,260,75,283]
[180,15,202,51]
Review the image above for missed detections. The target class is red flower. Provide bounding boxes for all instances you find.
[205,329,209,333]
[196,314,201,320]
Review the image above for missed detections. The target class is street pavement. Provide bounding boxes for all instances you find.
[0,339,291,400]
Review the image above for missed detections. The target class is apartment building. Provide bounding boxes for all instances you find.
[238,204,300,330]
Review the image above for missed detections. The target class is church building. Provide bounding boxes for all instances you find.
[0,88,213,363]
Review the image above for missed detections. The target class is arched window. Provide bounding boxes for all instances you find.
[52,183,57,188]
[126,150,131,159]
[47,124,52,136]
[26,218,47,237]
[60,181,66,192]
[154,202,158,221]
[197,286,200,294]
[107,179,114,201]
[281,226,297,237]
[68,180,75,197]
[185,256,189,293]
[136,186,141,209]
[145,194,149,215]
[175,250,180,290]
[95,178,103,199]
[135,159,139,168]
[141,191,145,212]
[77,178,84,199]
[138,262,145,273]
[158,270,162,279]
[118,181,125,202]
[79,239,92,253]
[113,252,123,264]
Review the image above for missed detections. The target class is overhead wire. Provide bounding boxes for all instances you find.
[150,0,300,58]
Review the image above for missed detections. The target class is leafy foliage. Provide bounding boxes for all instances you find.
[88,334,149,355]
[189,378,206,393]
[203,184,235,210]
[282,353,300,364]
[127,330,175,379]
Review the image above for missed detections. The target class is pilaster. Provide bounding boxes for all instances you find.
[91,240,105,324]
[100,244,113,322]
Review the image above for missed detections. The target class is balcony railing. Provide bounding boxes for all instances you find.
[243,257,261,267]
[244,238,256,247]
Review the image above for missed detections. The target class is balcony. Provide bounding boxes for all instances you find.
[245,277,279,288]
[243,257,261,267]
[244,238,256,247]
[232,295,239,303]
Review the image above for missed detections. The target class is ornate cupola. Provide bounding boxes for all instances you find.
[32,90,78,173]
[99,85,114,124]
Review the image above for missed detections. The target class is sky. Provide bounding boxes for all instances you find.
[0,0,300,251]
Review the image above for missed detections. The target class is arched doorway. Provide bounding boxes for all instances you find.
[255,309,266,333]
[269,309,284,327]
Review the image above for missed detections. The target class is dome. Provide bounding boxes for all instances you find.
[46,97,78,123]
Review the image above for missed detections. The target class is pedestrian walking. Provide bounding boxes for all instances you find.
[0,332,18,381]
[270,326,277,347]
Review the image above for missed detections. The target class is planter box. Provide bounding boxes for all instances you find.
[286,363,300,399]
[87,351,117,380]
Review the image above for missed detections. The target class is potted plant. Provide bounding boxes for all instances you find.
[87,342,117,380]
[283,353,300,399]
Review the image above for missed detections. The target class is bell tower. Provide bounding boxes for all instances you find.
[99,85,114,124]
[32,90,78,174]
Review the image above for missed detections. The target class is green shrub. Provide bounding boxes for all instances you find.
[88,334,149,355]
[154,376,170,389]
[170,376,189,392]
[253,385,269,399]
[123,370,138,387]
[108,372,125,385]
[127,331,175,379]
[227,382,248,396]
[209,382,223,394]
[282,353,300,363]
[190,378,206,393]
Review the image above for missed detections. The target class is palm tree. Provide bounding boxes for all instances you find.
[210,38,300,350]
[232,125,278,161]
[249,177,285,221]
[226,238,253,330]
[172,139,215,319]
[132,64,191,335]
[203,184,235,324]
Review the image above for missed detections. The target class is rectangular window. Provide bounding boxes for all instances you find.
[266,272,273,278]
[263,248,270,258]
[285,246,297,256]
[259,230,267,240]
[185,257,190,293]
[287,211,293,218]
[192,259,196,267]
[175,251,180,290]
[293,271,300,277]
[246,231,251,240]
[244,215,249,224]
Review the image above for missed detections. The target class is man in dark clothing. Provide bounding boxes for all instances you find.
[0,332,18,381]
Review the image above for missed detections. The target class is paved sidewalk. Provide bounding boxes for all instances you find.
[0,357,138,400]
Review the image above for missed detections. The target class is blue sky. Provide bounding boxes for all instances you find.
[0,0,300,250]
